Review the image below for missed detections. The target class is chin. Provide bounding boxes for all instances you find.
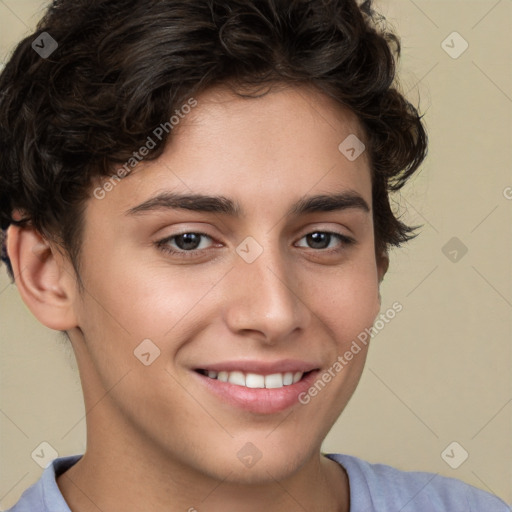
[192,439,315,485]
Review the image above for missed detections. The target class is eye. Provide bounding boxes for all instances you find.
[156,232,215,257]
[155,230,355,259]
[295,231,354,251]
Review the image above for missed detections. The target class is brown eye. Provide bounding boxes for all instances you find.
[173,233,204,251]
[156,232,215,257]
[296,232,354,251]
[305,232,331,249]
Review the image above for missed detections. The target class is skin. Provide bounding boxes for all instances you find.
[8,83,388,512]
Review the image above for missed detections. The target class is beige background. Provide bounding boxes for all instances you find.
[0,0,511,508]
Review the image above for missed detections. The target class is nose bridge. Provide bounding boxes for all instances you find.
[225,236,310,341]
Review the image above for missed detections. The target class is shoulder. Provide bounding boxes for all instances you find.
[6,455,82,512]
[326,453,510,512]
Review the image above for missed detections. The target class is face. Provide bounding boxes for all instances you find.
[70,84,386,483]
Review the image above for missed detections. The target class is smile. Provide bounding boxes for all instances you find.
[196,369,306,389]
[193,363,320,414]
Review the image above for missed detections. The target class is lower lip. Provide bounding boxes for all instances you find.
[193,370,320,414]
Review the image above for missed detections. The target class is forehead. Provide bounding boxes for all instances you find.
[174,83,368,171]
[89,83,372,219]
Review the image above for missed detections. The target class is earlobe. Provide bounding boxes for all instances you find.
[377,251,389,284]
[377,251,389,306]
[6,224,79,331]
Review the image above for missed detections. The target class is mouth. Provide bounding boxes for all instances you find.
[192,363,320,414]
[194,369,314,389]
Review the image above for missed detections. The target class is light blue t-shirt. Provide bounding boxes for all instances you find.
[6,453,510,511]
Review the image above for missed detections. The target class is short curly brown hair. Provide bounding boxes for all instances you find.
[0,0,427,280]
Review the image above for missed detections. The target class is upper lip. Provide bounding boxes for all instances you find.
[194,359,320,375]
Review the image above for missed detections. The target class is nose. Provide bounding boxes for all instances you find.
[223,242,312,344]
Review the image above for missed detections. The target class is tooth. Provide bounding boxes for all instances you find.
[265,373,284,388]
[245,373,265,388]
[292,371,303,384]
[208,370,304,388]
[217,371,229,382]
[228,371,245,386]
[283,372,294,386]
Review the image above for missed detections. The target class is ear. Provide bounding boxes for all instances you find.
[377,251,389,284]
[376,251,389,305]
[6,223,79,331]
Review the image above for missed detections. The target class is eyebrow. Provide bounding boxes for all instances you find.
[126,191,370,217]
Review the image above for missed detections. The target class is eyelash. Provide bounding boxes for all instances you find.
[155,231,355,259]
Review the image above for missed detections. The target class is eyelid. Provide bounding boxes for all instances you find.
[294,231,355,248]
[155,228,355,260]
[156,231,217,250]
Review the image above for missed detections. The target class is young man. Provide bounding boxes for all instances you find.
[0,0,509,511]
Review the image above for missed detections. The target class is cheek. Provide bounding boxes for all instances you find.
[73,251,225,384]
[76,243,203,335]
[291,261,379,440]
[303,257,381,343]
